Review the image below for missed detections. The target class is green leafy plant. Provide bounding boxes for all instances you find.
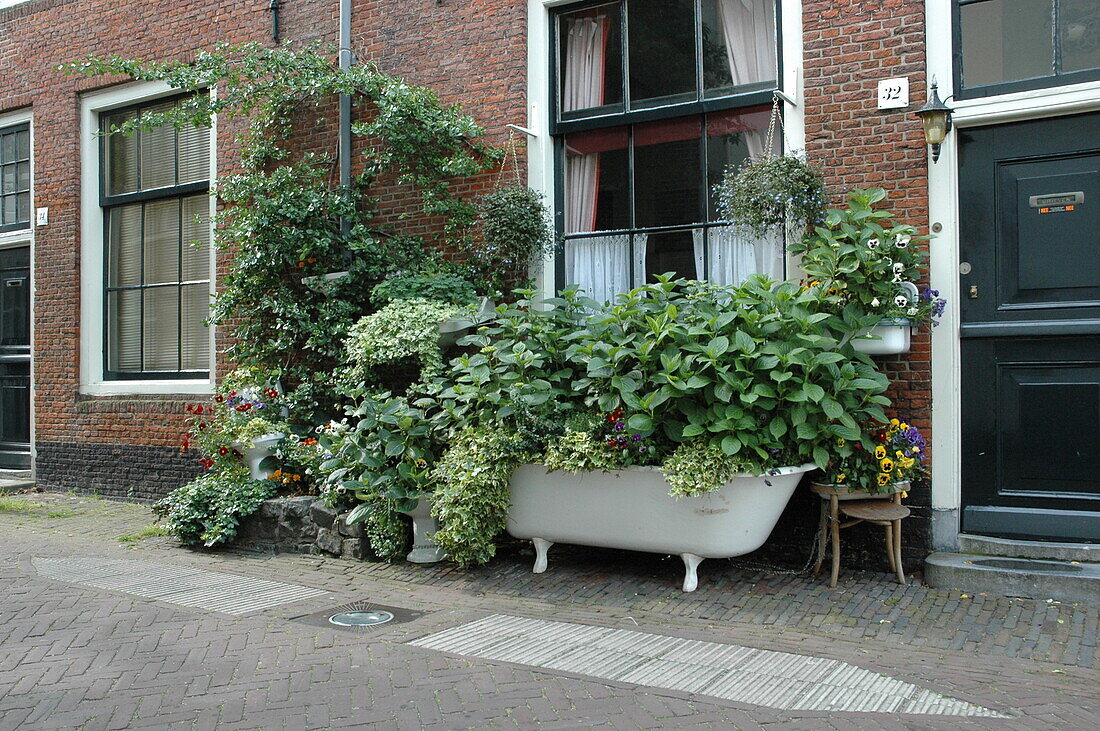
[371,270,478,306]
[153,462,275,547]
[715,154,827,236]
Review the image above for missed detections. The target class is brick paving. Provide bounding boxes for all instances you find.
[1,492,1098,729]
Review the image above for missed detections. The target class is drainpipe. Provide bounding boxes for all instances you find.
[339,0,353,238]
[268,0,281,44]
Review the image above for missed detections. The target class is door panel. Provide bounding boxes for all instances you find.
[960,112,1100,542]
[0,245,30,470]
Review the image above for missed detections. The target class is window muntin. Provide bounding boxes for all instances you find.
[100,97,211,379]
[958,0,1100,96]
[557,0,777,122]
[0,124,31,232]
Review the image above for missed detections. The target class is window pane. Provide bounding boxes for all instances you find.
[15,193,29,225]
[178,123,210,184]
[560,3,625,115]
[702,0,776,96]
[14,130,29,161]
[15,161,29,191]
[643,229,697,282]
[706,105,774,220]
[1,196,16,225]
[1061,0,1100,74]
[961,0,1054,88]
[144,199,180,285]
[0,132,14,162]
[181,283,211,371]
[107,289,142,372]
[181,195,210,281]
[108,204,142,288]
[143,286,180,372]
[1,165,15,192]
[105,111,139,196]
[563,126,630,233]
[139,102,177,191]
[633,117,703,228]
[629,0,697,107]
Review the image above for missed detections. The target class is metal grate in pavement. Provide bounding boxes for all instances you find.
[32,557,328,615]
[410,614,1009,717]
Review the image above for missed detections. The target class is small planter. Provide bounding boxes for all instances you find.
[438,297,495,348]
[850,318,912,355]
[402,496,445,564]
[234,432,284,481]
[809,480,909,501]
[508,463,816,592]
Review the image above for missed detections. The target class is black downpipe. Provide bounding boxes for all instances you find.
[268,0,281,44]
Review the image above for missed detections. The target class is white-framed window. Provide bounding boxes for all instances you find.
[546,0,788,303]
[79,82,216,396]
[0,121,31,233]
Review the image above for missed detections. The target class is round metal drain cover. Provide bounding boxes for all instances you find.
[328,610,395,627]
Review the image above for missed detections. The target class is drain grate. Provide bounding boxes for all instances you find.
[410,615,1009,717]
[292,599,424,633]
[329,610,395,627]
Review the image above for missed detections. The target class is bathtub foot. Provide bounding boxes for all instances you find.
[681,553,704,592]
[532,538,553,574]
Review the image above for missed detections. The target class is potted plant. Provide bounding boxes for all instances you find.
[789,188,946,356]
[811,417,929,498]
[714,153,828,237]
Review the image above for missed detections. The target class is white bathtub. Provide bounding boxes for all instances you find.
[507,463,815,592]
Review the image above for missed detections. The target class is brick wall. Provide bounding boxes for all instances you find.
[801,0,933,564]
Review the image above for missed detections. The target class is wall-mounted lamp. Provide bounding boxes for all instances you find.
[914,81,954,163]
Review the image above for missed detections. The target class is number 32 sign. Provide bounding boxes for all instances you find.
[877,77,910,110]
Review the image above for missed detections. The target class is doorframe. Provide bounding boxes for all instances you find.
[0,108,34,476]
[925,0,1100,549]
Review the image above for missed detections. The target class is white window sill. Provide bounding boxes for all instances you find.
[80,379,214,397]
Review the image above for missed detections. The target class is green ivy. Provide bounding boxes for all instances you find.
[344,298,466,383]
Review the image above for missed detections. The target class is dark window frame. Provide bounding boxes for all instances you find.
[549,0,783,291]
[954,0,1100,100]
[0,122,31,234]
[99,95,211,381]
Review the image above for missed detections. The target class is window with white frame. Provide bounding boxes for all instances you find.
[552,0,780,303]
[100,97,211,379]
[0,123,31,233]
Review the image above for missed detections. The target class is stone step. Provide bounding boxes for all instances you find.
[0,478,36,492]
[958,534,1100,563]
[924,552,1100,604]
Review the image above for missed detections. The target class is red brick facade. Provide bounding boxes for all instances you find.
[2,0,934,563]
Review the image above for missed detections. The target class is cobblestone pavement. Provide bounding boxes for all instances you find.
[1,492,1097,729]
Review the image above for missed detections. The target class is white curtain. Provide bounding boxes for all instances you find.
[562,15,607,114]
[566,234,647,304]
[693,226,783,286]
[717,0,777,87]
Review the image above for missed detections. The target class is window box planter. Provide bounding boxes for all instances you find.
[507,463,816,592]
[233,432,284,481]
[849,318,912,356]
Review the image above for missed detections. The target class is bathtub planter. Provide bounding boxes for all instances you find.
[507,463,816,592]
[234,432,284,481]
[437,297,495,348]
[849,318,912,355]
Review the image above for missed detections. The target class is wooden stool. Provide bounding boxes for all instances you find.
[811,486,910,588]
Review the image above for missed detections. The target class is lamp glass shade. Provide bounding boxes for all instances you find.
[921,111,949,146]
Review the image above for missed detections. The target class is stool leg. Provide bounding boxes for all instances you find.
[813,498,827,576]
[893,518,906,585]
[829,495,840,589]
[884,523,897,573]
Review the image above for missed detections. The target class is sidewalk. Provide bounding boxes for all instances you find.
[1,492,1096,729]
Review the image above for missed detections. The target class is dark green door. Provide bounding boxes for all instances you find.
[959,112,1100,543]
[0,246,30,470]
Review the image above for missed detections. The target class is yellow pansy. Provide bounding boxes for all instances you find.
[877,473,891,486]
[874,445,887,460]
[836,473,847,483]
[901,458,915,469]
[900,423,909,430]
[896,450,904,458]
[889,418,900,427]
[880,457,895,472]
